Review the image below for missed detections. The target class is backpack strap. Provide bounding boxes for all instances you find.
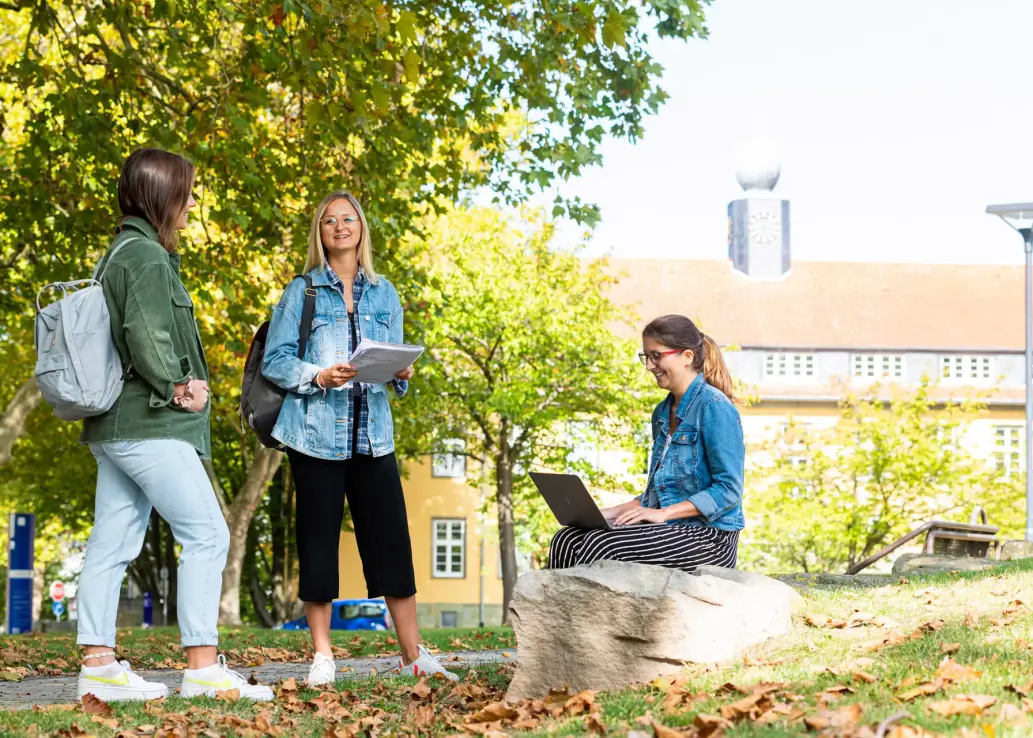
[92,234,144,282]
[295,274,318,359]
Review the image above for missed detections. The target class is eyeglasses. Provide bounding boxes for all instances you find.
[638,349,682,365]
[321,216,359,227]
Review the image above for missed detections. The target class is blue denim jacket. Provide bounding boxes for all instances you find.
[642,374,746,531]
[261,266,406,460]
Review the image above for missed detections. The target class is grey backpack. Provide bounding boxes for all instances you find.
[33,236,139,421]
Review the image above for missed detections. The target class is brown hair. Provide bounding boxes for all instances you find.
[642,315,738,404]
[117,148,195,252]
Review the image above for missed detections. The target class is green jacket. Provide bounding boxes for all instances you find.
[80,217,211,458]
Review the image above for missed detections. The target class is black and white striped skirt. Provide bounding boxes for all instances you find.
[548,524,740,572]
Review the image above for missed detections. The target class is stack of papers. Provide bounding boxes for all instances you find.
[347,339,424,385]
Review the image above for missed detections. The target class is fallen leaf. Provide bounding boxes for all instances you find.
[898,679,944,702]
[411,678,432,701]
[467,702,519,723]
[215,688,241,702]
[279,677,299,693]
[501,652,513,658]
[564,689,598,716]
[585,711,607,735]
[89,715,120,729]
[918,620,945,632]
[694,713,733,737]
[928,694,996,716]
[805,614,847,629]
[79,693,113,716]
[940,642,960,654]
[963,612,979,628]
[818,685,855,704]
[803,702,864,730]
[853,671,877,684]
[935,657,981,682]
[998,702,1029,725]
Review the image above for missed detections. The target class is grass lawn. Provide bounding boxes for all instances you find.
[3,561,1033,736]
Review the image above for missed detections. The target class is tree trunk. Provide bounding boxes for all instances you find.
[218,442,282,625]
[496,427,518,625]
[0,377,41,467]
[246,523,276,628]
[270,464,295,623]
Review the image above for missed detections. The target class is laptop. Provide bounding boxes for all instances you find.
[529,472,613,529]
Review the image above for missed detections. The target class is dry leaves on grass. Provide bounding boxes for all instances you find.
[927,694,996,717]
[804,611,896,630]
[78,693,113,717]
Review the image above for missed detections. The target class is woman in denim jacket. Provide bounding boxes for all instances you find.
[549,314,745,571]
[262,192,456,686]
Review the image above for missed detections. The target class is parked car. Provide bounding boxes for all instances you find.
[278,598,391,631]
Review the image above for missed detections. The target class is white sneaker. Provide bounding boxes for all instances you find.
[77,660,169,702]
[397,645,459,682]
[179,654,274,701]
[306,652,337,687]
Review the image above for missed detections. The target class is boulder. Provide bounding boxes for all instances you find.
[999,540,1033,562]
[891,553,997,575]
[505,561,802,700]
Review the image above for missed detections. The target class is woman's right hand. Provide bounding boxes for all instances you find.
[173,378,209,413]
[317,363,358,389]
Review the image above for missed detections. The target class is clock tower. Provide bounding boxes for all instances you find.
[728,145,790,279]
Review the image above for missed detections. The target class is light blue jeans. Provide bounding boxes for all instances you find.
[77,439,229,647]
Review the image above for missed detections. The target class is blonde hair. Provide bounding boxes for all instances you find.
[643,315,739,405]
[303,191,380,283]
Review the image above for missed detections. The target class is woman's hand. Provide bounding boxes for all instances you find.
[395,365,414,381]
[317,363,358,389]
[614,506,669,526]
[173,378,209,413]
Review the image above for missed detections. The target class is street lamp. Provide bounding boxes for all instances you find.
[986,202,1033,541]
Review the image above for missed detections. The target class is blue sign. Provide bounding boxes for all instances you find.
[142,592,153,628]
[51,601,64,618]
[5,513,35,635]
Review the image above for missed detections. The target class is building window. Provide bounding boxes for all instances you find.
[852,354,904,380]
[432,519,466,578]
[440,611,458,628]
[779,422,810,468]
[994,426,1022,477]
[431,439,466,478]
[764,353,815,379]
[941,355,994,382]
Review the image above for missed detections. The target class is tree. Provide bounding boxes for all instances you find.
[1,0,711,622]
[743,380,1021,574]
[399,206,652,620]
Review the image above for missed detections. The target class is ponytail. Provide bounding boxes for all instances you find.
[701,334,738,405]
[643,314,739,405]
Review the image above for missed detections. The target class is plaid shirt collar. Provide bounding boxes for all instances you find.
[324,264,366,295]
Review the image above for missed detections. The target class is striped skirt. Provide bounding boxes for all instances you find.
[548,524,740,572]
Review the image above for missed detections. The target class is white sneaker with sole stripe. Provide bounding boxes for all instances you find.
[396,644,459,682]
[179,654,274,701]
[77,660,169,702]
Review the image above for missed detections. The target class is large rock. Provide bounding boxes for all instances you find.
[505,561,802,700]
[891,553,998,575]
[1000,540,1033,562]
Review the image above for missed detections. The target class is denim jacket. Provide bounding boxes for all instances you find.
[261,266,406,460]
[641,373,745,531]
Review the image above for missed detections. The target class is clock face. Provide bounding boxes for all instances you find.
[748,211,781,245]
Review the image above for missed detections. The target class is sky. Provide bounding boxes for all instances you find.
[547,0,1033,265]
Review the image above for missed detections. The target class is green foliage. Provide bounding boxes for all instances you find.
[0,0,710,620]
[743,380,1022,574]
[397,205,653,599]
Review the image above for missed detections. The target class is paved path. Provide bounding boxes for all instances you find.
[0,649,517,710]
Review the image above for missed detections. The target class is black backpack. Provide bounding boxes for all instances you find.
[239,274,317,449]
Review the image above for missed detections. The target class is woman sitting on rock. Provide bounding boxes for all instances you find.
[549,314,745,572]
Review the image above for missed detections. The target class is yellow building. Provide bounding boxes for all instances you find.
[339,253,1026,623]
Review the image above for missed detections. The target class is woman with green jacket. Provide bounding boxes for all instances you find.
[76,149,272,703]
